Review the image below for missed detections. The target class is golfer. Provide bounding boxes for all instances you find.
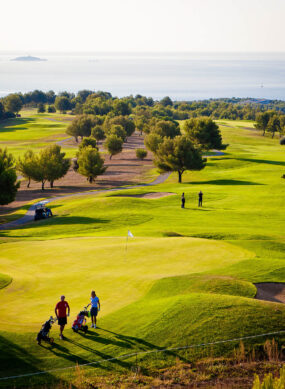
[198,191,203,207]
[55,295,70,340]
[87,291,100,328]
[181,193,185,208]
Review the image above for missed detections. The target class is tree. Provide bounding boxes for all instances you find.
[110,124,127,142]
[267,115,280,138]
[160,96,173,107]
[154,135,206,183]
[153,120,181,139]
[105,134,123,159]
[113,100,131,115]
[144,132,163,153]
[55,96,71,113]
[79,136,97,150]
[105,115,135,138]
[77,147,106,183]
[4,94,23,114]
[184,117,224,150]
[254,112,271,136]
[91,125,106,142]
[0,148,20,205]
[31,145,70,189]
[37,103,45,113]
[136,148,147,160]
[66,115,97,142]
[17,150,38,188]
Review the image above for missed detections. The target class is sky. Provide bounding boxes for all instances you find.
[1,0,285,53]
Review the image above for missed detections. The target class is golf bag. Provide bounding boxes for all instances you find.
[37,316,56,345]
[72,308,89,334]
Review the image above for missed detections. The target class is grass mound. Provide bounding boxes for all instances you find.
[0,273,12,289]
[146,274,257,299]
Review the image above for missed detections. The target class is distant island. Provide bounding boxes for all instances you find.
[11,55,47,62]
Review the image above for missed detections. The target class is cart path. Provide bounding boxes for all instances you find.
[255,283,285,304]
[0,172,171,230]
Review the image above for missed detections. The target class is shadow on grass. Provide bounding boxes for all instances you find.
[0,334,60,388]
[26,216,110,229]
[186,179,263,186]
[0,117,36,132]
[237,158,285,167]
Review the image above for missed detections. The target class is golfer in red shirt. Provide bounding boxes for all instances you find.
[55,295,70,339]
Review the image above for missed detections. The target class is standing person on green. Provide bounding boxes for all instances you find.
[198,191,203,207]
[87,291,100,328]
[55,295,70,340]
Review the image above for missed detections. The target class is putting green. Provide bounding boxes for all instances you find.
[0,236,254,331]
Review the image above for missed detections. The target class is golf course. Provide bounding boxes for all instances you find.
[0,114,284,388]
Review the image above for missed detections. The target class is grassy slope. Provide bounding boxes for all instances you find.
[0,119,284,386]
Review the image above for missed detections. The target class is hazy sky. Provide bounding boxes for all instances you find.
[1,0,284,52]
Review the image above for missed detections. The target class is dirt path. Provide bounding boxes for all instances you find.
[255,283,285,304]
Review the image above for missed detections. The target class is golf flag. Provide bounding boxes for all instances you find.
[128,230,134,238]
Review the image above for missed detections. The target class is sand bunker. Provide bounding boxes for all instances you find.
[118,192,175,199]
[255,283,285,304]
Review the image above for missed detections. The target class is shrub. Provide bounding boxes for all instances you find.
[47,105,56,113]
[37,103,45,113]
[136,148,147,160]
[252,365,285,389]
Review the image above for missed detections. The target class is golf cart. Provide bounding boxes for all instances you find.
[34,201,53,221]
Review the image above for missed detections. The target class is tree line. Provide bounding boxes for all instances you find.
[2,89,285,122]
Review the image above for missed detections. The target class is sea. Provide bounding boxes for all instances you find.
[0,52,285,101]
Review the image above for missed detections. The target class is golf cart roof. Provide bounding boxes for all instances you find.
[35,201,49,209]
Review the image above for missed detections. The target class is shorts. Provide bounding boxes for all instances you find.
[90,307,98,317]
[58,317,67,326]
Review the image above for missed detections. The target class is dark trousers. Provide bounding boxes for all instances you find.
[198,199,202,207]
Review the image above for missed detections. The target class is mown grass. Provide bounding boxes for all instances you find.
[0,119,284,387]
[0,109,76,158]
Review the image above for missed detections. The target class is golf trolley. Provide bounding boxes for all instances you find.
[72,307,90,334]
[37,316,56,345]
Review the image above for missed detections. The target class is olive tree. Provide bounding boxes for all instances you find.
[77,147,106,183]
[17,150,38,188]
[104,134,123,160]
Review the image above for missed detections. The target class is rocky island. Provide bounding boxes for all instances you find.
[11,55,47,62]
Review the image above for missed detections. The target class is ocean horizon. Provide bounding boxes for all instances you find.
[0,51,284,101]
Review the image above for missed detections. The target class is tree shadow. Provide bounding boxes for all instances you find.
[0,117,36,132]
[186,179,263,186]
[237,158,285,167]
[25,216,110,228]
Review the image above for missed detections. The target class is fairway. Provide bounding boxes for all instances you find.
[0,110,76,158]
[0,118,284,386]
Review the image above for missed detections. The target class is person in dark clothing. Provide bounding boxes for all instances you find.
[181,193,185,208]
[198,191,203,207]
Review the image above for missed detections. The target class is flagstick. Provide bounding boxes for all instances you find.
[124,233,128,260]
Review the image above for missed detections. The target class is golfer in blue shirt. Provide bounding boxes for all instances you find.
[87,290,100,328]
